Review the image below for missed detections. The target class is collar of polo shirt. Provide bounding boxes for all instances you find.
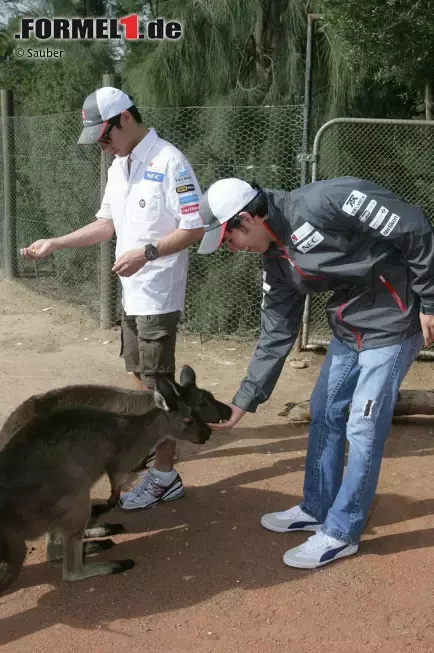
[128,128,159,165]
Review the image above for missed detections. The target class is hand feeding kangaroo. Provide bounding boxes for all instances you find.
[0,366,232,591]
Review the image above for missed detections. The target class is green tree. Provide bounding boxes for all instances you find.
[120,1,355,116]
[320,0,434,118]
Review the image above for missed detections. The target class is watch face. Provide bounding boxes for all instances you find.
[145,245,158,261]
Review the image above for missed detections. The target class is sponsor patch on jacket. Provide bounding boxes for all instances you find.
[144,170,164,182]
[359,199,377,222]
[181,203,200,214]
[380,213,400,236]
[342,190,367,216]
[296,231,324,253]
[291,221,314,244]
[176,184,195,194]
[179,193,199,205]
[369,206,388,229]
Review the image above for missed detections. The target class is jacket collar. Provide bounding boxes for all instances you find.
[263,190,293,251]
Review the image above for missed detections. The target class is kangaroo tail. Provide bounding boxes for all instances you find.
[0,529,26,592]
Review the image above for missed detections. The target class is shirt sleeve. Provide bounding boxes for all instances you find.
[95,163,113,220]
[163,156,203,229]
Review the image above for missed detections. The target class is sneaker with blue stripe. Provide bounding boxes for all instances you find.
[261,505,323,533]
[283,531,359,569]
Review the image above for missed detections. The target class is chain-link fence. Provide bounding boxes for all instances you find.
[302,117,434,357]
[0,104,305,339]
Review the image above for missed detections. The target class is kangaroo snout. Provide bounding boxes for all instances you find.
[188,422,212,444]
[196,425,212,443]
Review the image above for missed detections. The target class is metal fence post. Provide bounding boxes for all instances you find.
[99,73,118,329]
[300,14,323,187]
[298,14,323,351]
[1,89,17,279]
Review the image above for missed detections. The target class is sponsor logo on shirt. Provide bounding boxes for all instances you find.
[369,206,388,229]
[359,199,377,222]
[181,203,199,214]
[179,193,199,205]
[144,170,164,182]
[342,190,367,216]
[139,199,146,208]
[296,231,324,253]
[175,167,192,182]
[291,221,314,244]
[380,213,400,236]
[176,184,195,194]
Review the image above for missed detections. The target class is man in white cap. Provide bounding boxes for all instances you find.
[198,176,434,569]
[21,87,204,510]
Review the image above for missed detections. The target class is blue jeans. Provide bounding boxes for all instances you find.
[301,332,424,545]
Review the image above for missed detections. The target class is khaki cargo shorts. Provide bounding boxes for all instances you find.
[120,311,181,387]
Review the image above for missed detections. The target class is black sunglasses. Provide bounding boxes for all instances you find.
[98,122,115,145]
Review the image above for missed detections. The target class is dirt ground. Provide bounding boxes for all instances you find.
[1,276,434,653]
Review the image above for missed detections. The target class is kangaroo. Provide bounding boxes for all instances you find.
[0,364,232,483]
[1,364,231,443]
[0,374,221,591]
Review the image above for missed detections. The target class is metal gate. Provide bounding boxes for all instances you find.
[301,117,434,358]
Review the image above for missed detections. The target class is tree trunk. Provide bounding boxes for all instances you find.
[280,389,434,423]
[425,82,433,120]
[254,0,283,86]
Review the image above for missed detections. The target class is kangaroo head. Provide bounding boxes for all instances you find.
[175,365,232,424]
[153,375,212,444]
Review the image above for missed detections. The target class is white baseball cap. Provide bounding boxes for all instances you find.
[198,178,259,254]
[78,87,133,145]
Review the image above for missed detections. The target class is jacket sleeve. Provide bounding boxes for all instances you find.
[320,178,434,314]
[232,266,304,413]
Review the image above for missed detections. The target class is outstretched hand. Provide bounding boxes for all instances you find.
[20,239,57,260]
[208,404,246,431]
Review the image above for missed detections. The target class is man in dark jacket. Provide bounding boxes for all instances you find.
[197,176,434,569]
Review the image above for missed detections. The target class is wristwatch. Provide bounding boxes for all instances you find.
[144,243,159,261]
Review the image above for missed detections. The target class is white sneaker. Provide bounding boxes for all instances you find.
[283,531,359,569]
[261,505,323,533]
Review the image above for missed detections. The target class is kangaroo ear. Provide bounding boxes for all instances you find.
[154,376,179,410]
[180,365,196,388]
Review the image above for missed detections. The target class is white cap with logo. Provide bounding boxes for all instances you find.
[78,87,133,145]
[198,178,259,254]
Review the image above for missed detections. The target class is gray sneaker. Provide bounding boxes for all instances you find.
[119,469,184,510]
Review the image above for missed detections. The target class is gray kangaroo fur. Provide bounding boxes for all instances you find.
[0,367,232,591]
[1,363,231,479]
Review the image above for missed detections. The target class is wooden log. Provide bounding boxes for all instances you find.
[279,389,434,423]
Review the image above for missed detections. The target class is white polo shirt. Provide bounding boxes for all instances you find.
[96,128,203,316]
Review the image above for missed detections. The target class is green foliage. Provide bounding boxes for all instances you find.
[320,0,434,97]
[122,0,355,115]
[184,247,263,338]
